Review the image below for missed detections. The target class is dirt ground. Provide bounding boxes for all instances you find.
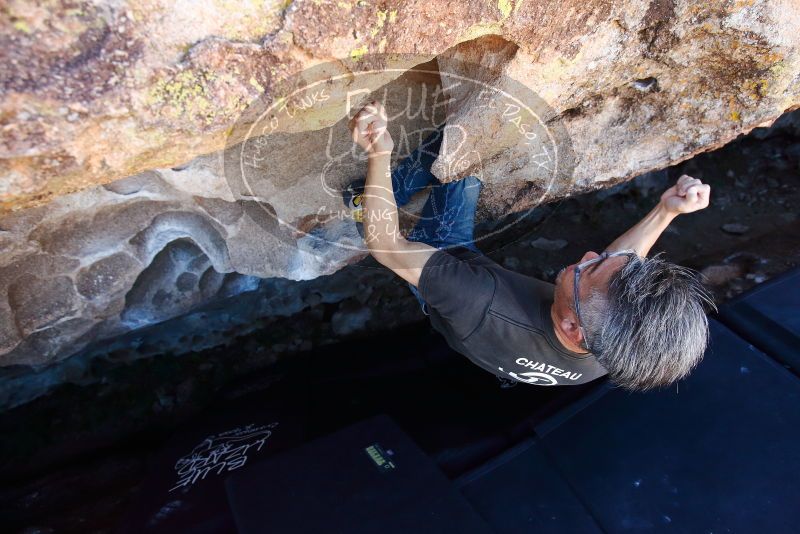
[0,115,798,532]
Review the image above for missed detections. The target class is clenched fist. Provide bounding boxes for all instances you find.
[349,100,394,157]
[659,174,711,215]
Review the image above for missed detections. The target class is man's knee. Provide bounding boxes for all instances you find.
[464,175,483,189]
[457,176,483,204]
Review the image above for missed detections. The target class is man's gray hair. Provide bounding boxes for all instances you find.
[583,254,716,391]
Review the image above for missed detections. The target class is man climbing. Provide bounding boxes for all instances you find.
[347,100,714,390]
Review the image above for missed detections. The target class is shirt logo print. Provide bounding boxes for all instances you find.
[498,367,558,386]
[499,358,585,386]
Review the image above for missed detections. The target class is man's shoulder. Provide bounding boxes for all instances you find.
[424,246,496,266]
[419,247,496,298]
[421,247,553,300]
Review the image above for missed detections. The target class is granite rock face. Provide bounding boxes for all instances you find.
[2,0,798,210]
[0,168,363,369]
[1,0,800,406]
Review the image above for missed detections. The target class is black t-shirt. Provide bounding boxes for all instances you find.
[418,247,608,386]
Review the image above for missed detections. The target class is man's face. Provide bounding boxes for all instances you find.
[553,251,630,315]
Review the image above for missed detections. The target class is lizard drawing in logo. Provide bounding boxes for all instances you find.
[498,367,558,386]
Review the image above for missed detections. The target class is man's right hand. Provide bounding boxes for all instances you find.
[349,100,394,157]
[604,174,711,257]
[659,174,711,215]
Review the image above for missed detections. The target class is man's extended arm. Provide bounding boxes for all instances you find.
[605,175,711,257]
[351,101,436,287]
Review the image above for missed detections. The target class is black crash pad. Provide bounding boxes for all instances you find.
[225,414,491,534]
[119,395,305,534]
[536,319,800,533]
[458,439,603,533]
[719,267,800,375]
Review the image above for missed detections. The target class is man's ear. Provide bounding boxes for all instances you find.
[559,316,584,346]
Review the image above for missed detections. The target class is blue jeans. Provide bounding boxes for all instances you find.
[391,126,483,315]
